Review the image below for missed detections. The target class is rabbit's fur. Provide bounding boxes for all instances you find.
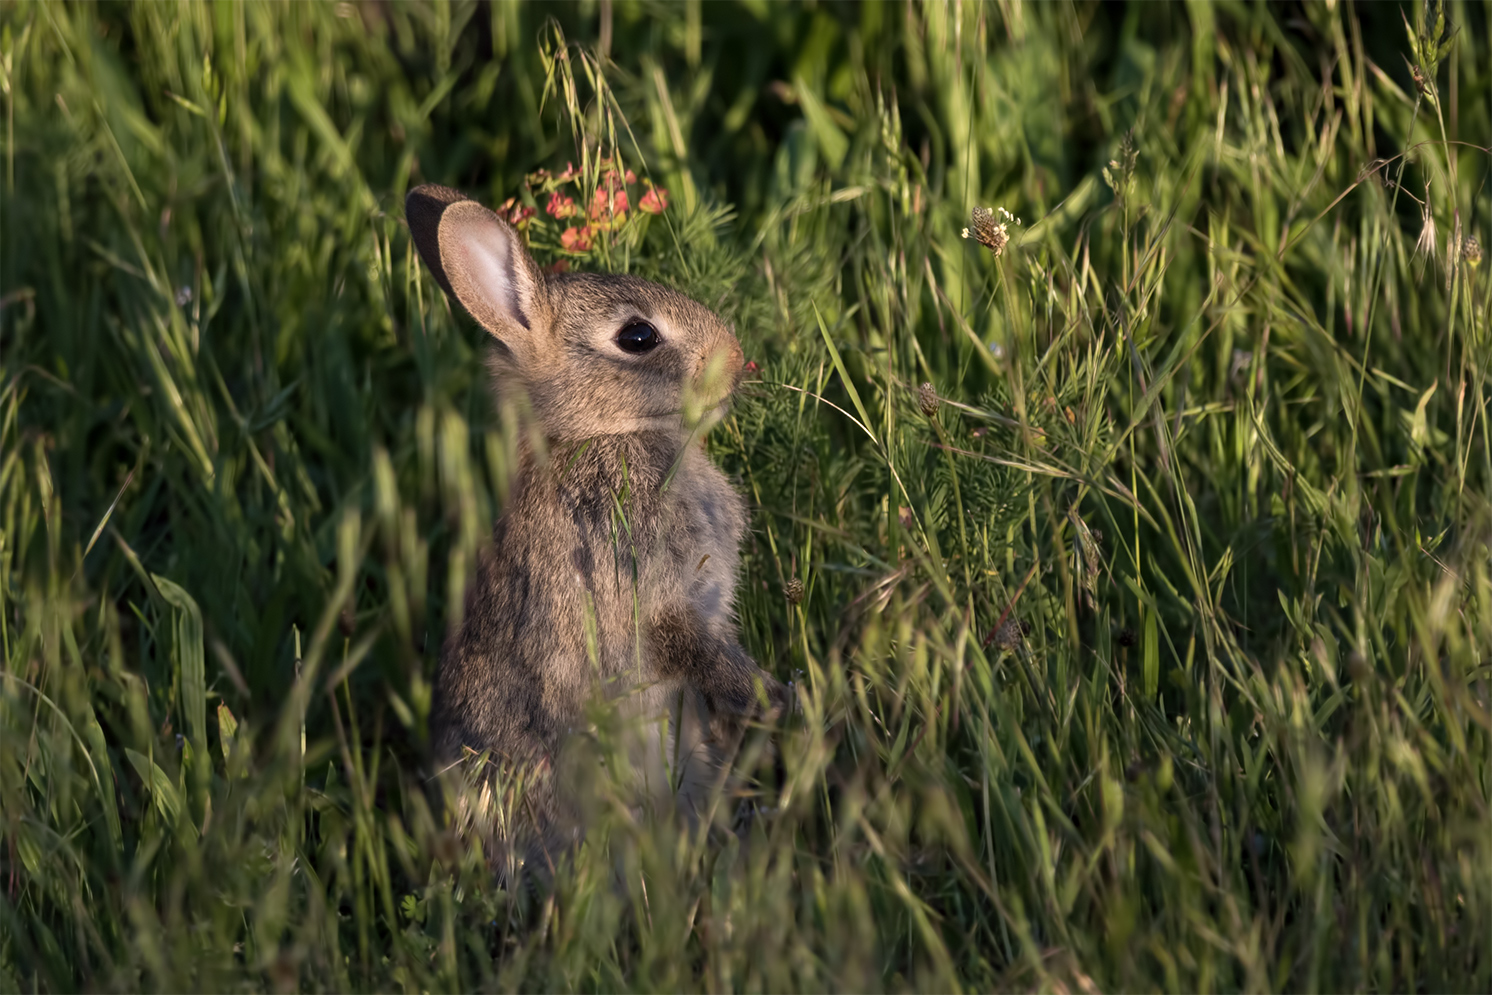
[405,184,786,867]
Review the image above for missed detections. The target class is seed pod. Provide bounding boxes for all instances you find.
[917,382,939,416]
[785,578,804,605]
[1464,235,1483,266]
[990,618,1026,649]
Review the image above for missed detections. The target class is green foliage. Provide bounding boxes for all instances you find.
[2,0,1491,990]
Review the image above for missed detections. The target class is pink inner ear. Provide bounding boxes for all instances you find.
[440,203,533,335]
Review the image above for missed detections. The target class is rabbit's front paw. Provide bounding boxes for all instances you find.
[728,669,791,722]
[703,666,787,725]
[757,671,792,718]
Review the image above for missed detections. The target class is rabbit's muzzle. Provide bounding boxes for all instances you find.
[690,338,746,405]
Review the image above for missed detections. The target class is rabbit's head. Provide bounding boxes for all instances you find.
[406,184,745,445]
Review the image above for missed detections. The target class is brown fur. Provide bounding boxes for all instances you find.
[405,184,787,869]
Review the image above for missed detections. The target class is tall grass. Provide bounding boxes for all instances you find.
[2,1,1490,990]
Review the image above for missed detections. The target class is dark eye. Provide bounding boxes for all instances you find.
[616,320,661,354]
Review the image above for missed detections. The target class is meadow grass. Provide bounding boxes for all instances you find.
[1,1,1490,990]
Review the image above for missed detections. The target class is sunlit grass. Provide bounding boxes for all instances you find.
[1,1,1489,990]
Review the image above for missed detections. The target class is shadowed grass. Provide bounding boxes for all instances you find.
[1,1,1490,990]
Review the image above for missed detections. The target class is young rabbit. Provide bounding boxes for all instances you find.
[405,183,788,868]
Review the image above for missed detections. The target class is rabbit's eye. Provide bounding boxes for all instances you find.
[616,321,661,354]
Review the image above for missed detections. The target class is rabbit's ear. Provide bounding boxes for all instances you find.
[405,184,547,345]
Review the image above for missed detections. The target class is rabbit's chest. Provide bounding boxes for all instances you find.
[668,488,743,612]
[545,454,744,672]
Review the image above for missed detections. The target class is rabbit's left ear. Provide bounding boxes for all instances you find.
[405,183,548,348]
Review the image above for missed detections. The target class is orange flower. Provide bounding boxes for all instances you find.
[560,226,593,252]
[639,186,669,214]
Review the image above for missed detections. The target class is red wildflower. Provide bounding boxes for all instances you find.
[589,185,629,221]
[599,164,637,186]
[639,186,669,214]
[546,191,577,219]
[499,197,535,228]
[560,226,594,252]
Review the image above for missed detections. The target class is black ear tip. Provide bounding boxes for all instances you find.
[404,184,471,298]
[405,183,469,213]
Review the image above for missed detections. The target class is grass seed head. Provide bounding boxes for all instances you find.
[1464,235,1482,266]
[1415,196,1438,266]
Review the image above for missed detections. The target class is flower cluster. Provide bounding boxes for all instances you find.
[496,197,536,229]
[519,158,669,257]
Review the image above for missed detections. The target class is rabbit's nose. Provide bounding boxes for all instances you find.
[695,339,744,378]
[721,339,744,375]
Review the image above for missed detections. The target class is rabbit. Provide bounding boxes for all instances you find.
[405,183,789,872]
